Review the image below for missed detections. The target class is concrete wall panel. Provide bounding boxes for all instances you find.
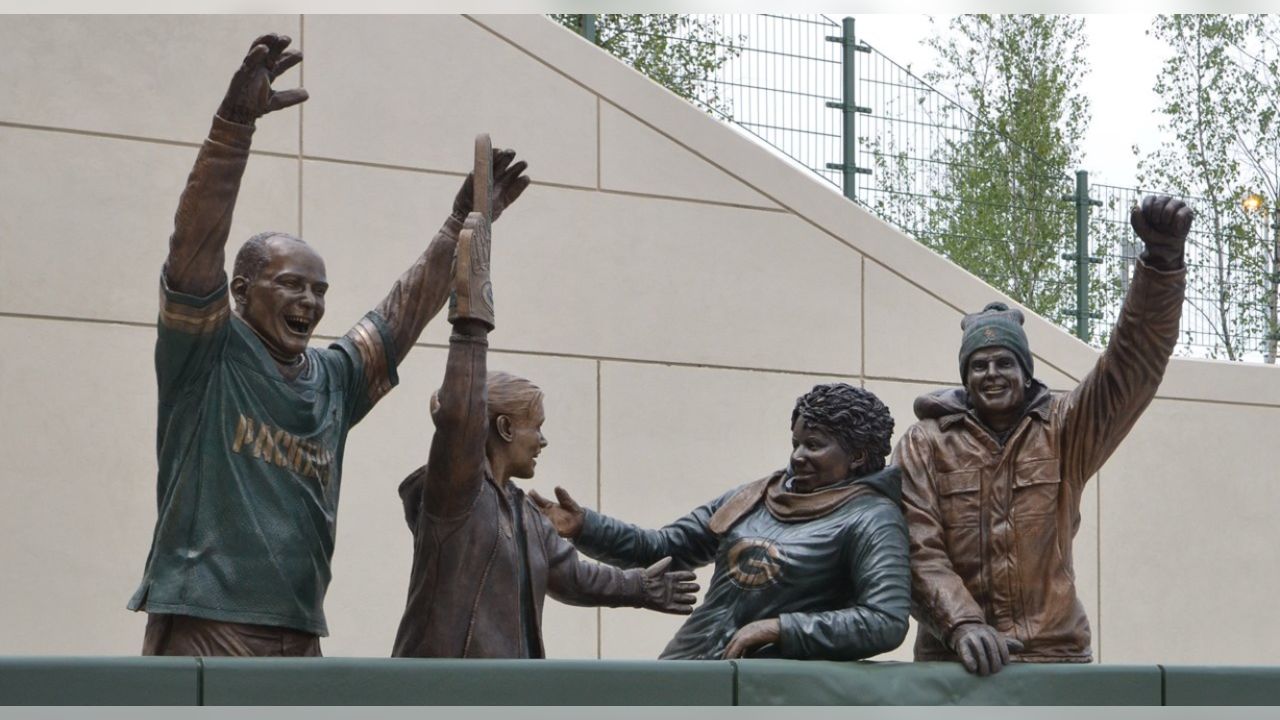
[302,15,597,189]
[0,318,156,654]
[302,159,860,373]
[1099,398,1280,664]
[0,126,298,323]
[0,15,300,154]
[600,102,779,209]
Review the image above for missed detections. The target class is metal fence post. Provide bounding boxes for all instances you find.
[1060,170,1102,341]
[1268,206,1280,363]
[580,14,597,43]
[825,17,870,200]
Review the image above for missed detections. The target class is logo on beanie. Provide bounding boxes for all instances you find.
[727,538,784,588]
[983,328,998,340]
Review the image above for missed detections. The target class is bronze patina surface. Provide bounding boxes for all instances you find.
[896,195,1193,675]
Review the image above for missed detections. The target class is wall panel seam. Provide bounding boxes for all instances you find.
[0,121,296,160]
[299,153,789,213]
[3,313,1273,407]
[456,17,1123,377]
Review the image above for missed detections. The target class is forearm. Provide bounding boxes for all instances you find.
[421,321,490,516]
[164,115,255,297]
[547,543,646,609]
[372,216,463,366]
[778,605,909,661]
[577,505,719,571]
[897,432,986,638]
[1063,257,1186,479]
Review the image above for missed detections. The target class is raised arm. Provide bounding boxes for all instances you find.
[165,34,307,296]
[421,136,498,518]
[1059,195,1190,485]
[371,149,529,367]
[530,486,730,571]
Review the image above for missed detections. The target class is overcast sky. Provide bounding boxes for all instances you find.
[843,13,1172,190]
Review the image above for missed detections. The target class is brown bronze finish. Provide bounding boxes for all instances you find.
[896,195,1193,676]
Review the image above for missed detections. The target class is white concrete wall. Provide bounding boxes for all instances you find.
[2,14,1278,663]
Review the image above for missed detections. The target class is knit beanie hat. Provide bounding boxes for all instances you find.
[958,302,1034,382]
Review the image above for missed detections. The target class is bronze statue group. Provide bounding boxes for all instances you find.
[130,35,1192,676]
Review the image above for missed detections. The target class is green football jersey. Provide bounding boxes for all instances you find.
[128,277,397,635]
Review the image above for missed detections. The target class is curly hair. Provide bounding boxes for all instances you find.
[790,383,895,475]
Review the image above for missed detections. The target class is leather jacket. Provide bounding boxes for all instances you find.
[391,333,649,658]
[575,467,911,660]
[894,258,1185,662]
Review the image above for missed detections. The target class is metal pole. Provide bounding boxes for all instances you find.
[581,14,597,43]
[825,17,871,200]
[1074,171,1090,341]
[1060,170,1102,341]
[1269,205,1280,363]
[841,17,857,200]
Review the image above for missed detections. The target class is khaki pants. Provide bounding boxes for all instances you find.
[142,613,322,657]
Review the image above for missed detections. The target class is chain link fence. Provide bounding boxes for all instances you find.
[567,14,1280,362]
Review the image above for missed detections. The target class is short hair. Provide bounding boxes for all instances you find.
[233,231,306,283]
[790,383,894,476]
[431,371,544,429]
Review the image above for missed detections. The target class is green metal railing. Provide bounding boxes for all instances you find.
[568,14,1280,363]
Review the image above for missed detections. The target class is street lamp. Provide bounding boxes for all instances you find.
[1242,191,1280,364]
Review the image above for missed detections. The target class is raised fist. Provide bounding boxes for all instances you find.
[217,34,308,126]
[1131,194,1194,269]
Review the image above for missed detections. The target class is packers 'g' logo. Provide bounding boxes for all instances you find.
[727,538,784,588]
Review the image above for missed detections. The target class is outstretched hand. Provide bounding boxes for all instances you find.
[1131,194,1194,269]
[452,148,531,224]
[950,622,1024,677]
[529,486,585,539]
[640,557,700,616]
[217,34,308,126]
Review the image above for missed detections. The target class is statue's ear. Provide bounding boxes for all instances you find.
[230,275,249,310]
[849,449,868,475]
[495,414,514,442]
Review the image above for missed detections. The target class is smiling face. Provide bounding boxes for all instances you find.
[964,346,1028,428]
[789,417,865,493]
[232,236,328,364]
[500,398,548,480]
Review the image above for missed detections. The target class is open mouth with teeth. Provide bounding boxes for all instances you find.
[284,315,313,335]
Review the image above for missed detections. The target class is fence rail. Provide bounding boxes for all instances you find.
[568,14,1280,363]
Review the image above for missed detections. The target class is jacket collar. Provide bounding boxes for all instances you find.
[915,380,1052,431]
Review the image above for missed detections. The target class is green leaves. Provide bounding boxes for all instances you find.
[918,15,1089,325]
[1137,14,1280,361]
[551,14,743,119]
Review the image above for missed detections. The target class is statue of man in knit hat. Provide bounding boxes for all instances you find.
[894,195,1193,676]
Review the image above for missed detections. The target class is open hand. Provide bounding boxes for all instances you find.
[640,557,700,615]
[217,34,308,126]
[452,148,531,224]
[722,618,781,659]
[950,622,1024,676]
[529,486,585,539]
[1131,194,1193,269]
